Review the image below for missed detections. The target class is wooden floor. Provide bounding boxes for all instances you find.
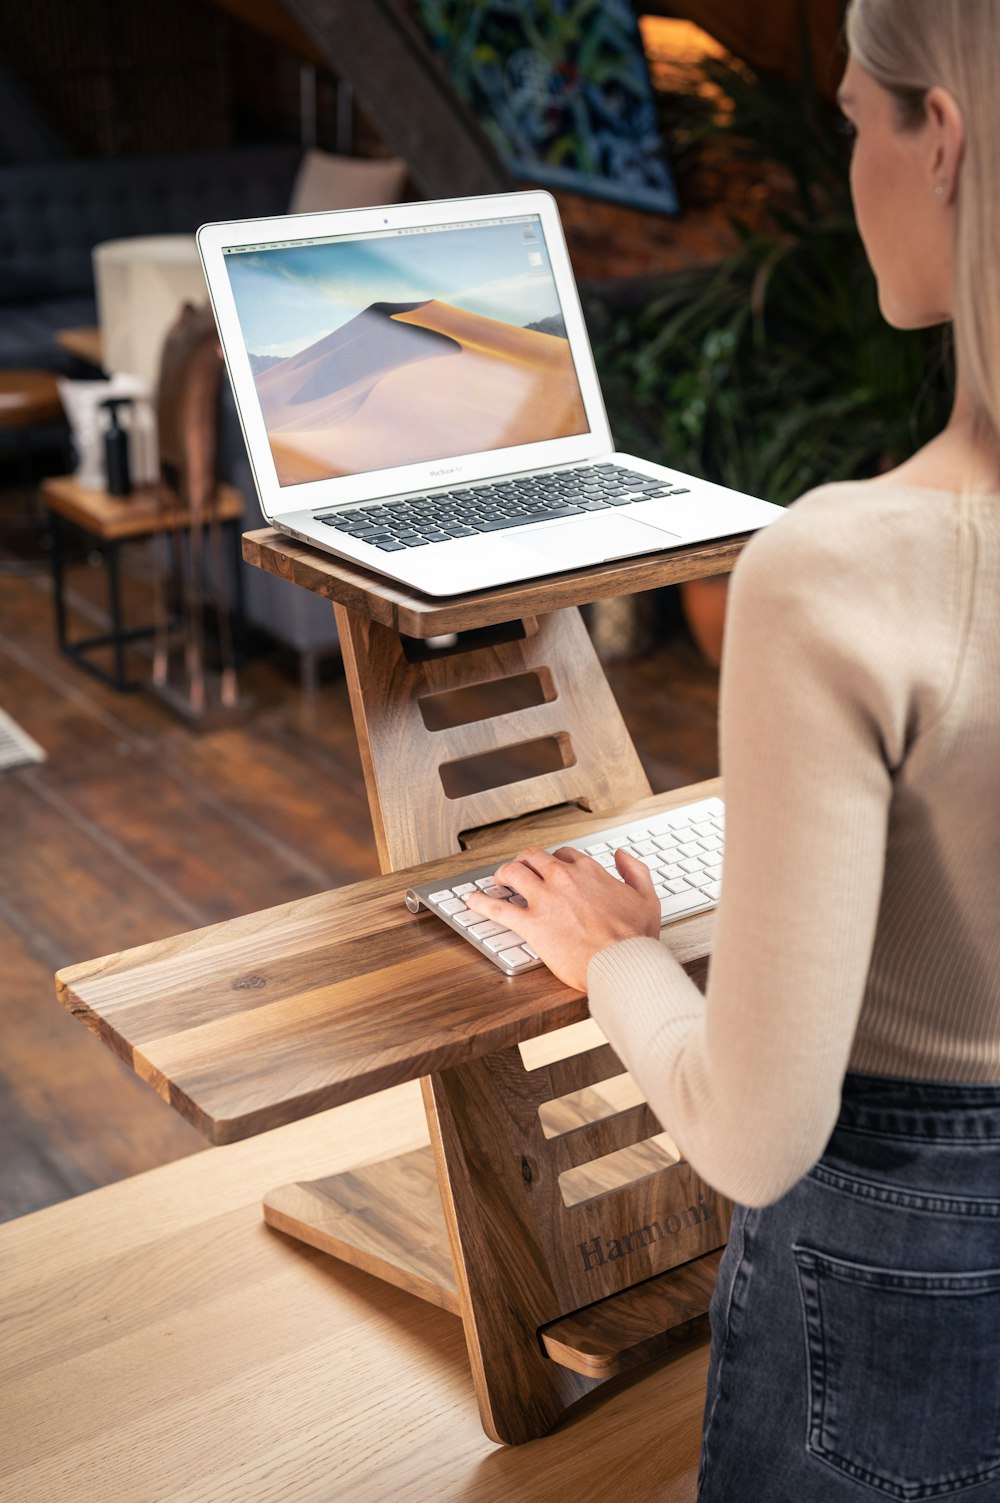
[0,485,720,1223]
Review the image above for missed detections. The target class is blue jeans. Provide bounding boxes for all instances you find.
[698,1073,1000,1502]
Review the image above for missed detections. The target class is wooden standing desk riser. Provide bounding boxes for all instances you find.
[59,527,750,1447]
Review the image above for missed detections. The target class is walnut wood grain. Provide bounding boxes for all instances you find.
[540,1250,723,1379]
[336,604,652,870]
[55,782,720,1144]
[263,1147,460,1314]
[242,527,751,637]
[422,1046,730,1445]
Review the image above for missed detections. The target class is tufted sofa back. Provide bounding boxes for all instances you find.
[0,145,300,303]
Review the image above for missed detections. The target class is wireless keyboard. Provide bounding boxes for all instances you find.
[404,795,724,976]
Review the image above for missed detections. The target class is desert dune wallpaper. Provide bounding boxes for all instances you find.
[225,219,589,484]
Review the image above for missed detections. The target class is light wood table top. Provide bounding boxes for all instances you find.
[0,1082,706,1501]
[57,782,718,1145]
[42,475,244,542]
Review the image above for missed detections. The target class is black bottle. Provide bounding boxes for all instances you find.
[101,397,133,497]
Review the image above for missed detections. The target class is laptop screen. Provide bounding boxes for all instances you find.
[223,213,590,489]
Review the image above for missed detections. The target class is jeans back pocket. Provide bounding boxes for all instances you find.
[793,1245,1000,1500]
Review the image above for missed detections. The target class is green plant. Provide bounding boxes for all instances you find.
[586,52,953,504]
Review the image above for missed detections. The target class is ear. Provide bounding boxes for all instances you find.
[925,85,965,204]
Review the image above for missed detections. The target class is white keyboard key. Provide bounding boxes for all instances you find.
[499,946,534,969]
[483,929,525,953]
[438,897,468,915]
[664,810,694,829]
[660,891,713,921]
[470,919,505,938]
[408,792,725,973]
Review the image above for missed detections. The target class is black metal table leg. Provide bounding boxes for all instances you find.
[104,540,129,690]
[48,509,69,651]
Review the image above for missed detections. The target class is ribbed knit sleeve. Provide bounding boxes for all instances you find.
[588,482,970,1207]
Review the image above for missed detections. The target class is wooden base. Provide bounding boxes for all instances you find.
[263,1029,729,1445]
[263,1146,459,1315]
[264,1143,721,1391]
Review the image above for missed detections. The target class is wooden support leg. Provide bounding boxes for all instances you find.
[265,1031,730,1446]
[262,601,728,1442]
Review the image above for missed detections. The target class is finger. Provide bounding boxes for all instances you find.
[551,845,587,864]
[493,851,553,889]
[615,847,656,895]
[464,891,515,920]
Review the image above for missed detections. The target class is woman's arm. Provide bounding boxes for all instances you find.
[588,491,928,1204]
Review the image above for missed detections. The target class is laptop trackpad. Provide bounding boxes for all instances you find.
[513,513,680,567]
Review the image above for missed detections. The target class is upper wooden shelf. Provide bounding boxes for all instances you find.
[242,527,749,636]
[56,782,718,1146]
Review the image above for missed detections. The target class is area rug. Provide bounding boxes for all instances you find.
[0,710,46,771]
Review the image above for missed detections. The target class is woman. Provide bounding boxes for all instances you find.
[467,1,1000,1496]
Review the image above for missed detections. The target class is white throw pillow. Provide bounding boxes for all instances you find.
[289,149,407,214]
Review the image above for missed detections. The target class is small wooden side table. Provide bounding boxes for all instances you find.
[55,325,105,369]
[40,475,244,691]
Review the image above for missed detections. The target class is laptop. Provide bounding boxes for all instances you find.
[198,191,782,598]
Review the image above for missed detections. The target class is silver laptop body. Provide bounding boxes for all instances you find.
[198,190,782,598]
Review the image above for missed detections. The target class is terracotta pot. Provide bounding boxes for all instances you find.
[680,574,730,669]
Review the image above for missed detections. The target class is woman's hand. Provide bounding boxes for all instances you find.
[464,845,661,991]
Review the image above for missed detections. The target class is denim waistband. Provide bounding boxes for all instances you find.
[837,1071,1000,1141]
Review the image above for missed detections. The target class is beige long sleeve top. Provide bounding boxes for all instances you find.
[587,479,1000,1207]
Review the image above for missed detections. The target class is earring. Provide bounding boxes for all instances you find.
[934,182,947,197]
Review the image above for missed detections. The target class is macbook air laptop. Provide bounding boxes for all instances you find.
[198,190,783,597]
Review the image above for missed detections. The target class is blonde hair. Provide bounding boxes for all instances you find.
[846,0,1000,465]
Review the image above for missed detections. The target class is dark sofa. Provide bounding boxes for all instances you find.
[0,145,300,373]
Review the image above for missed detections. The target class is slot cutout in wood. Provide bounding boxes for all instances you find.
[400,618,529,662]
[558,1132,681,1208]
[439,734,574,800]
[419,670,554,732]
[538,1073,645,1139]
[519,1019,608,1071]
[459,799,592,853]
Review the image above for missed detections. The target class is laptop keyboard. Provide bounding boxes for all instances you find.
[404,795,723,976]
[314,463,691,553]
